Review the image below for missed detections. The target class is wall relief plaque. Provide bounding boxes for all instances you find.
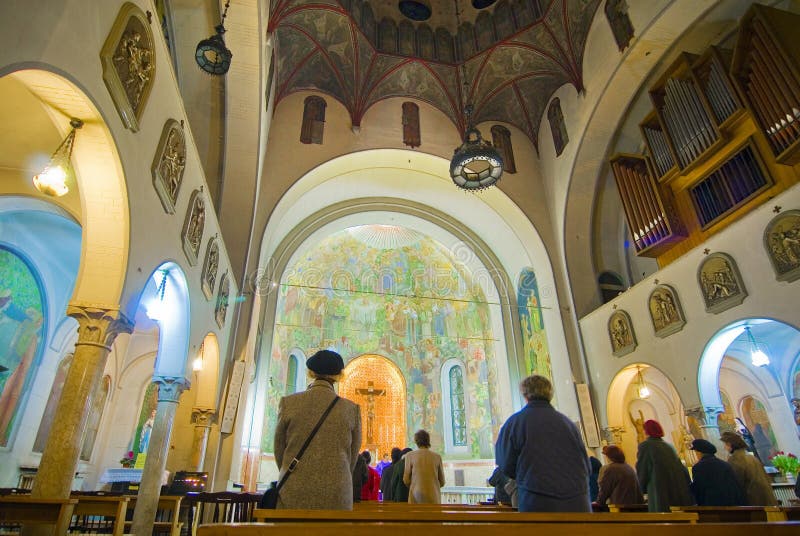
[764,209,800,282]
[608,310,636,357]
[215,272,230,328]
[201,237,220,300]
[100,2,156,132]
[648,285,685,338]
[181,190,205,266]
[151,119,186,213]
[698,252,747,314]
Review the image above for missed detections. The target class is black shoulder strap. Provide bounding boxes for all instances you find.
[275,396,340,491]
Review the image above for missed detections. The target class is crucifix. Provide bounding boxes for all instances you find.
[355,381,386,446]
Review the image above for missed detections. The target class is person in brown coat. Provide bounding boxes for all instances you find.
[594,445,644,507]
[720,431,777,506]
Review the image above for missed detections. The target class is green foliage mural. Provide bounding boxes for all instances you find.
[261,225,501,457]
[517,268,552,379]
[0,246,45,448]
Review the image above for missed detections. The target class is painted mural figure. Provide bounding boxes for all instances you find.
[139,409,155,454]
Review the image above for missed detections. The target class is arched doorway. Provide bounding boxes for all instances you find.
[339,354,406,459]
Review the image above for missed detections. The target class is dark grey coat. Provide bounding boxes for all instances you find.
[635,437,692,512]
[274,380,362,509]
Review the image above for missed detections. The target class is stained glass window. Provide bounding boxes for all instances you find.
[286,354,298,395]
[449,365,466,446]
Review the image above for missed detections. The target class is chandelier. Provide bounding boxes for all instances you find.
[449,2,503,191]
[32,118,83,197]
[195,0,232,75]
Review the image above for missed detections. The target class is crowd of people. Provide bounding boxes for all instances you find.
[272,350,791,512]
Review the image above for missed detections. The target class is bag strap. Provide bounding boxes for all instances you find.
[275,396,340,491]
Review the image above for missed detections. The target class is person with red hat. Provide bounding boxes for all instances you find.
[635,419,692,512]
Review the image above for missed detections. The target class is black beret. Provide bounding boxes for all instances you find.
[690,438,717,455]
[306,350,344,375]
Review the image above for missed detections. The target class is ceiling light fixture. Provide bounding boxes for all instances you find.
[195,0,232,75]
[636,366,650,399]
[32,118,83,197]
[744,326,770,367]
[449,0,503,191]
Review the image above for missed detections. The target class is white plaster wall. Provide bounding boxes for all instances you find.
[580,183,800,430]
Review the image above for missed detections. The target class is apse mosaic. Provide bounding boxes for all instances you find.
[517,268,552,380]
[0,246,46,447]
[261,225,505,458]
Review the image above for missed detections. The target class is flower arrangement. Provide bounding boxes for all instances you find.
[769,451,799,475]
[119,451,135,468]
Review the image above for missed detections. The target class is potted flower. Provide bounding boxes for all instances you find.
[120,451,135,468]
[769,451,799,483]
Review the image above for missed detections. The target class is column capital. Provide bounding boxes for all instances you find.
[153,376,191,402]
[601,426,625,445]
[191,407,217,426]
[685,405,724,425]
[67,304,133,350]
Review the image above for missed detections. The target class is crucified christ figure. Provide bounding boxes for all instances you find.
[356,381,386,445]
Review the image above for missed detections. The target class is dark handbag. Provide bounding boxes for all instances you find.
[259,396,340,509]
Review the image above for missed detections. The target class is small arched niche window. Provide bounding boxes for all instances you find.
[605,0,634,52]
[286,350,307,394]
[441,359,468,452]
[548,98,568,156]
[598,271,625,304]
[301,96,327,144]
[402,102,421,148]
[491,125,516,173]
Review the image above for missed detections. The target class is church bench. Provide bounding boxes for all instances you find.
[671,506,789,522]
[354,502,513,510]
[0,496,77,535]
[607,504,649,512]
[70,494,130,536]
[198,521,800,536]
[252,509,699,523]
[123,495,183,536]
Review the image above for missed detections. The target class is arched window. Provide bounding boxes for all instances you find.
[378,18,398,54]
[402,102,421,148]
[605,0,634,52]
[81,375,110,461]
[548,98,568,156]
[300,96,327,144]
[286,350,307,394]
[398,21,416,56]
[491,125,516,173]
[441,359,468,452]
[598,271,625,304]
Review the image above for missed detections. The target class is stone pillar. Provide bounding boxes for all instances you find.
[131,376,189,536]
[686,405,725,451]
[190,407,216,472]
[31,305,132,499]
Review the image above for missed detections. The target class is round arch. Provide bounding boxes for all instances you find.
[0,68,129,310]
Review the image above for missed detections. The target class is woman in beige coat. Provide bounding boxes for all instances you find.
[403,429,445,503]
[720,431,777,506]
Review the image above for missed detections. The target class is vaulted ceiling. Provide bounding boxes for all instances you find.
[268,0,601,150]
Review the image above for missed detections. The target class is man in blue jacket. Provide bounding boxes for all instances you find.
[495,375,591,512]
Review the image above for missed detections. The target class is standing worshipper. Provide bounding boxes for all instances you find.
[380,448,402,501]
[390,447,413,502]
[635,419,692,512]
[360,451,381,501]
[403,429,446,503]
[588,454,602,503]
[495,375,591,512]
[273,350,362,510]
[594,445,643,507]
[719,431,777,506]
[352,451,368,503]
[688,438,745,506]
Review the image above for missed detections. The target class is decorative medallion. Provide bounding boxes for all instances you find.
[215,272,230,328]
[151,119,186,213]
[181,190,205,266]
[100,3,156,132]
[698,252,747,314]
[764,209,800,282]
[608,310,636,357]
[201,237,220,300]
[648,285,685,338]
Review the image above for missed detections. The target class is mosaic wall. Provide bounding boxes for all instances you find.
[517,268,552,379]
[261,225,501,458]
[0,246,45,448]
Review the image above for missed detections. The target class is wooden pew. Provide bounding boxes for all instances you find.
[671,506,789,522]
[608,504,649,513]
[124,495,184,536]
[71,494,130,536]
[253,509,699,523]
[0,496,77,535]
[198,521,800,536]
[353,502,513,510]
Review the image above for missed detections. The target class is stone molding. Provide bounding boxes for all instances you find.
[154,376,191,402]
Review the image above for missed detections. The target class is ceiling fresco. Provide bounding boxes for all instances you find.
[268,0,601,150]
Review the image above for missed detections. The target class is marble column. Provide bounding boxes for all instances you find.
[31,305,132,499]
[190,407,216,472]
[131,376,189,536]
